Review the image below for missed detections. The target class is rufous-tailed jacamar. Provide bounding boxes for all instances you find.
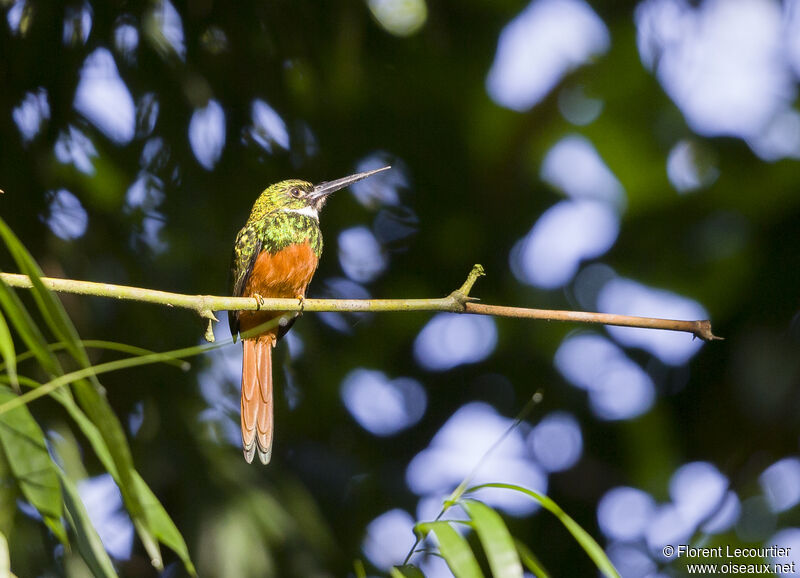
[229,166,390,464]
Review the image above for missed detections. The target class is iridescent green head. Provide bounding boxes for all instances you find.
[246,166,391,224]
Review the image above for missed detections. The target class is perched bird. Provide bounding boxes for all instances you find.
[229,166,390,464]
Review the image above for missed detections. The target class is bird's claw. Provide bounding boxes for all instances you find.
[296,295,305,316]
[253,293,266,309]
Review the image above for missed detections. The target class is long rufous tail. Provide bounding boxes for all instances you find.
[241,337,274,464]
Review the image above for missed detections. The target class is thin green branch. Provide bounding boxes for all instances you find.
[0,265,722,342]
[0,314,285,418]
[402,391,544,567]
[1,339,190,372]
[0,338,221,417]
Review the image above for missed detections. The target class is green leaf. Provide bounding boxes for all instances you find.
[0,218,166,570]
[0,529,9,578]
[22,377,195,576]
[0,340,211,418]
[418,521,484,578]
[0,218,88,368]
[57,469,118,578]
[0,278,61,377]
[461,500,522,578]
[392,565,425,578]
[0,386,65,543]
[0,220,144,510]
[467,483,620,578]
[2,339,190,373]
[51,381,194,575]
[0,312,17,391]
[0,221,197,574]
[133,472,197,576]
[68,379,161,564]
[0,444,16,538]
[6,374,195,570]
[515,539,550,578]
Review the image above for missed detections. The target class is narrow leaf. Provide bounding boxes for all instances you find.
[392,565,425,578]
[467,483,620,578]
[44,379,194,575]
[68,379,158,558]
[461,500,522,578]
[0,220,195,574]
[418,521,483,578]
[0,530,9,578]
[0,218,87,367]
[0,218,162,568]
[0,312,17,391]
[0,279,61,377]
[515,539,550,577]
[3,339,190,372]
[0,386,65,543]
[40,379,194,575]
[133,472,196,576]
[58,469,118,578]
[0,341,211,417]
[0,444,16,538]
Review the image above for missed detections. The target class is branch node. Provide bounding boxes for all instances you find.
[204,320,215,343]
[694,320,724,342]
[199,308,218,343]
[458,264,485,297]
[448,264,486,311]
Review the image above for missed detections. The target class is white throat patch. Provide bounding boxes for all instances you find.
[283,206,319,220]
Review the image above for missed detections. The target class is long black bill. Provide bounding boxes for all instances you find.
[309,165,391,201]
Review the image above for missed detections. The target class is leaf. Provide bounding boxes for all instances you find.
[0,386,65,543]
[418,521,483,578]
[0,220,197,574]
[24,377,195,576]
[0,278,61,377]
[133,472,197,576]
[0,218,88,367]
[515,539,550,577]
[466,483,620,578]
[0,444,16,538]
[0,529,9,578]
[461,500,522,578]
[2,339,190,373]
[68,379,162,564]
[0,312,17,391]
[392,565,425,578]
[57,469,119,578]
[0,218,161,569]
[0,360,200,572]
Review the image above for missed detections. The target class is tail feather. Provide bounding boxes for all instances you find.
[241,338,274,464]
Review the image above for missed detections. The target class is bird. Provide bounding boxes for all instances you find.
[228,166,391,464]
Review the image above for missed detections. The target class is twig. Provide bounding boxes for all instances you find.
[0,265,721,342]
[463,303,720,341]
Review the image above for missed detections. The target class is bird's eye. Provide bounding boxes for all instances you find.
[290,188,302,198]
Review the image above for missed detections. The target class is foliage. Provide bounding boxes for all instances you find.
[2,1,800,577]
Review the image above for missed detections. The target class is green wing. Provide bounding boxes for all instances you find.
[228,225,261,339]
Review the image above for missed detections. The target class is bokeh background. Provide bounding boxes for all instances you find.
[2,0,800,576]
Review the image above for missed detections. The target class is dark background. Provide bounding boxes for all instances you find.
[2,1,799,576]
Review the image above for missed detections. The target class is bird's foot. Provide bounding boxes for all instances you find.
[253,293,266,310]
[296,295,305,316]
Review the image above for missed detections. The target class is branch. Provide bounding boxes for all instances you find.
[0,265,722,342]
